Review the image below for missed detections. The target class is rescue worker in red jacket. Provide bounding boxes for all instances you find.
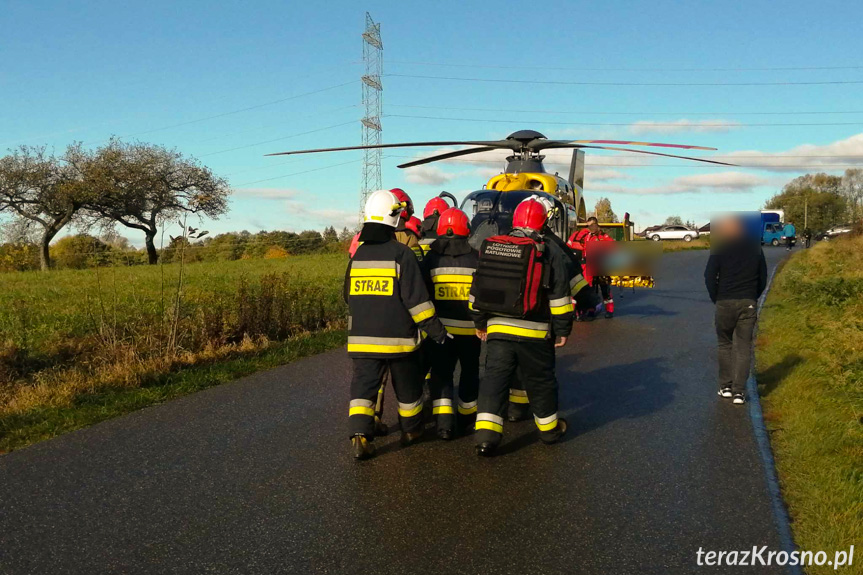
[419,196,449,257]
[422,208,481,439]
[507,195,589,422]
[568,217,615,319]
[473,198,573,456]
[345,190,448,460]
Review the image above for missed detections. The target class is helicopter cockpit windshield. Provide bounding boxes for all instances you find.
[460,190,570,248]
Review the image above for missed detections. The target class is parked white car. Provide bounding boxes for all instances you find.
[648,225,700,242]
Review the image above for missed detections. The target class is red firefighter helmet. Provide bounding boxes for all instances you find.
[405,216,422,236]
[437,208,470,237]
[423,197,450,219]
[390,188,413,220]
[512,198,548,231]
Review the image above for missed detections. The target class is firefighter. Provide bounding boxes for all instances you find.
[473,198,573,456]
[346,189,449,460]
[422,208,481,439]
[568,217,615,319]
[419,196,449,256]
[507,195,589,423]
[391,188,424,260]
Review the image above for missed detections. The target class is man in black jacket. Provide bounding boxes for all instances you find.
[704,215,768,405]
[422,208,481,439]
[346,190,448,460]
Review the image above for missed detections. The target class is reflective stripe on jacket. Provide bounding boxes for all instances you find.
[421,237,480,336]
[345,238,446,357]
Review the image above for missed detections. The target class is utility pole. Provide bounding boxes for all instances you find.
[360,12,383,224]
[804,196,808,229]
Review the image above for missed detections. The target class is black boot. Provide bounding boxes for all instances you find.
[373,415,389,437]
[540,418,568,445]
[476,441,497,457]
[351,434,375,460]
[437,428,453,441]
[604,310,614,319]
[507,401,530,422]
[401,429,424,446]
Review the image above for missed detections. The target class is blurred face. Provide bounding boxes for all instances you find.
[716,215,742,240]
[588,220,600,234]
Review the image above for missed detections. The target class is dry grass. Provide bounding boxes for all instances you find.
[0,255,349,451]
[757,235,863,574]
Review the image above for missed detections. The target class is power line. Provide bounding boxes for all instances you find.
[388,104,863,116]
[386,113,863,128]
[387,59,863,73]
[234,158,367,187]
[385,73,863,87]
[86,80,359,145]
[193,104,358,144]
[199,121,356,158]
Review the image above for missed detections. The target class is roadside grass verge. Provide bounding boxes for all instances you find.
[0,255,349,452]
[756,236,863,573]
[0,329,346,453]
[662,236,710,251]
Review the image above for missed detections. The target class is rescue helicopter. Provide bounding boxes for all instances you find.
[266,129,732,244]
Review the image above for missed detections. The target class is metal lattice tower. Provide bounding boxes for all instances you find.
[360,12,383,223]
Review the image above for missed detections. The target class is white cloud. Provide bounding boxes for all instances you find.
[584,167,631,183]
[283,200,357,229]
[591,171,769,196]
[404,165,457,186]
[725,132,863,171]
[630,119,742,135]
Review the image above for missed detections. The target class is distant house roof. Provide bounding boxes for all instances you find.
[698,223,711,233]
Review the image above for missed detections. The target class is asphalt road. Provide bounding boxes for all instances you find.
[0,248,791,575]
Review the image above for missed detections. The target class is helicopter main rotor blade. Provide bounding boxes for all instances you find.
[533,139,717,151]
[265,140,513,157]
[575,145,736,166]
[397,146,503,169]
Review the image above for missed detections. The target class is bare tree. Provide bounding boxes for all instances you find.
[79,140,230,264]
[0,146,83,270]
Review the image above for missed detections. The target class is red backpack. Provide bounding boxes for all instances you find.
[470,235,547,317]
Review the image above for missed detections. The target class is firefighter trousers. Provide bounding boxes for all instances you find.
[475,339,563,447]
[429,334,481,432]
[350,352,424,437]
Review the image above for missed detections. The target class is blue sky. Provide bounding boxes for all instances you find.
[3,0,863,241]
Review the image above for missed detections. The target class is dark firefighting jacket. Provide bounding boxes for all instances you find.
[395,225,424,261]
[421,236,480,336]
[418,216,440,257]
[474,229,574,342]
[344,224,447,358]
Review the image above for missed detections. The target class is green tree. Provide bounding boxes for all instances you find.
[322,226,338,243]
[52,234,111,269]
[664,215,684,226]
[338,226,355,242]
[593,198,619,223]
[765,173,847,232]
[78,140,231,265]
[0,146,85,270]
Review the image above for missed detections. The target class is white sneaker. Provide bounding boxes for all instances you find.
[718,387,732,398]
[733,393,746,405]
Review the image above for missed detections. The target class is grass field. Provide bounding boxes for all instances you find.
[0,254,349,452]
[756,236,863,574]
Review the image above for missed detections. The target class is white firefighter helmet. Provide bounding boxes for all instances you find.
[525,194,555,214]
[363,189,405,228]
